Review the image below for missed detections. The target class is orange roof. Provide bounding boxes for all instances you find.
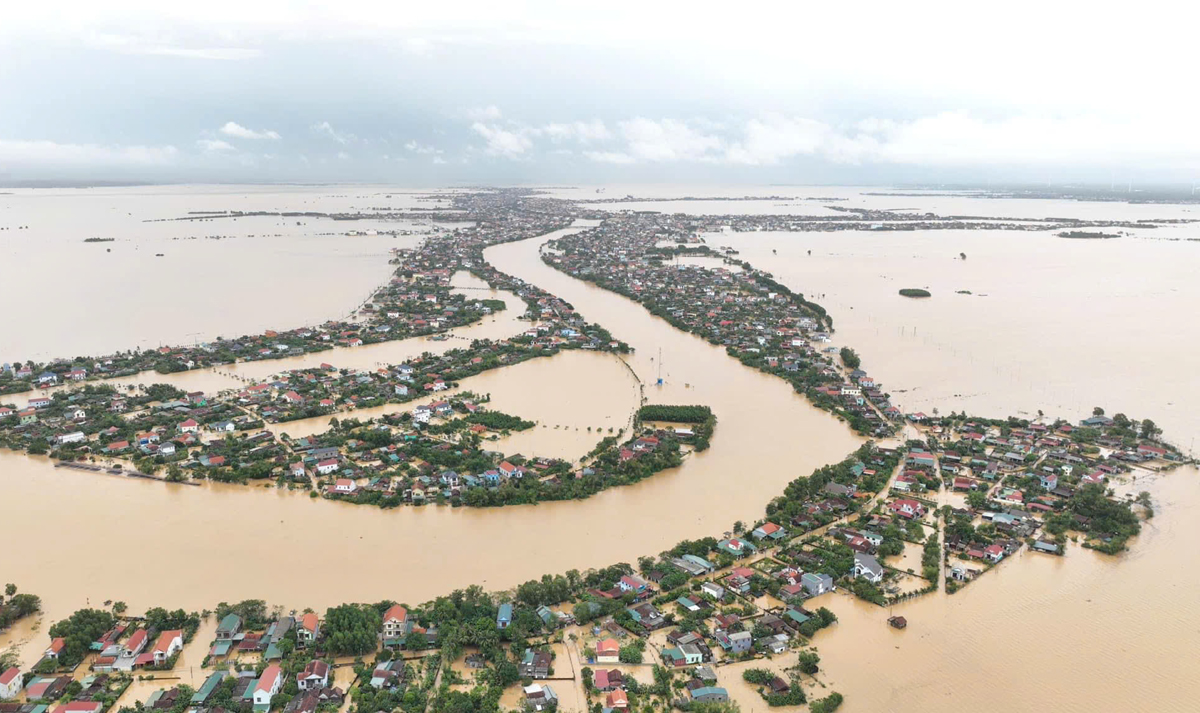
[384,604,408,623]
[301,612,319,632]
[256,664,282,693]
[152,629,182,654]
[597,638,619,653]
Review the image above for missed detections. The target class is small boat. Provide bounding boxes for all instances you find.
[888,616,907,630]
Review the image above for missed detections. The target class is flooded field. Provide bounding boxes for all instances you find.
[0,185,453,361]
[3,186,1200,712]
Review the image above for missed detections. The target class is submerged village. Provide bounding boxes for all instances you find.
[0,189,1191,713]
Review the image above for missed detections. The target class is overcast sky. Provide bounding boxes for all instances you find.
[2,1,1198,185]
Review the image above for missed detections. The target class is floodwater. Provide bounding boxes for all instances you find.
[6,270,530,408]
[0,185,453,362]
[264,348,641,462]
[4,187,1200,712]
[0,227,861,679]
[716,227,1200,444]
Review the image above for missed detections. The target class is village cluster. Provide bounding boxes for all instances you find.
[1,188,1188,713]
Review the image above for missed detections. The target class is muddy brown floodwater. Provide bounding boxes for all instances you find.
[4,191,1198,712]
[0,227,861,675]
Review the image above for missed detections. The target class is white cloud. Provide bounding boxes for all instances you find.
[219,121,281,140]
[432,156,447,165]
[616,118,722,162]
[543,120,611,144]
[404,140,442,155]
[197,139,236,152]
[0,138,178,166]
[337,151,350,160]
[583,151,636,164]
[471,122,532,158]
[87,32,261,60]
[311,121,352,144]
[469,105,503,121]
[724,114,830,165]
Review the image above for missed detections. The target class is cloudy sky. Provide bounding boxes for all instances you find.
[2,1,1198,184]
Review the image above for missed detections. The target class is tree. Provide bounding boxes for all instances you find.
[809,692,844,713]
[1141,419,1161,440]
[48,608,116,668]
[113,601,127,615]
[839,348,861,370]
[323,604,382,656]
[4,584,14,598]
[1093,406,1105,417]
[797,650,820,674]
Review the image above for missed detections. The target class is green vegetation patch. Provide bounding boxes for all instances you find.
[899,288,932,298]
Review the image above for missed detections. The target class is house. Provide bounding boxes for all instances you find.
[296,660,329,691]
[519,649,551,679]
[124,629,149,657]
[290,462,307,479]
[716,538,757,558]
[56,431,86,445]
[854,553,884,584]
[1032,540,1061,555]
[984,544,1005,563]
[42,637,65,660]
[618,575,650,595]
[627,603,664,630]
[29,396,53,409]
[689,686,729,703]
[1138,444,1168,459]
[381,605,409,643]
[53,702,103,713]
[331,478,357,494]
[496,603,513,629]
[151,630,183,665]
[889,499,926,520]
[0,667,22,700]
[25,676,69,701]
[1040,473,1058,490]
[179,418,200,433]
[523,683,558,712]
[216,614,242,640]
[191,673,228,706]
[593,669,624,691]
[595,638,619,664]
[316,459,339,475]
[253,664,284,712]
[751,522,786,541]
[369,659,406,689]
[726,631,752,654]
[605,690,629,710]
[297,613,320,646]
[801,572,834,597]
[700,581,725,601]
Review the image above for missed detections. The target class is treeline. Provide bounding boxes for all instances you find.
[636,405,711,423]
[464,411,534,431]
[637,405,717,451]
[0,584,40,632]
